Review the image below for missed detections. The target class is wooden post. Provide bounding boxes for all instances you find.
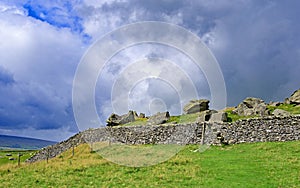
[201,123,206,145]
[90,142,93,153]
[72,143,75,157]
[18,153,22,167]
[46,148,49,164]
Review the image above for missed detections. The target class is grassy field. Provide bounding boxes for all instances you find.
[0,150,35,166]
[0,141,299,187]
[267,104,300,115]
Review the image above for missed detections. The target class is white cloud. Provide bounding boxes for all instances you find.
[0,3,85,140]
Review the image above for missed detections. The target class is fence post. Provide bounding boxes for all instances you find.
[72,142,75,157]
[46,148,49,163]
[18,153,22,167]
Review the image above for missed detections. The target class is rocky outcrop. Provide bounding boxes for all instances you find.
[147,111,170,125]
[269,101,282,107]
[196,110,228,123]
[272,109,291,117]
[209,111,228,122]
[285,89,300,105]
[183,99,209,114]
[233,97,269,116]
[106,111,138,126]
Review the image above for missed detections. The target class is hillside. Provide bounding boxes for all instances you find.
[0,142,299,187]
[0,135,56,150]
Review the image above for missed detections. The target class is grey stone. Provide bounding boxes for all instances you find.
[183,99,209,114]
[233,97,269,116]
[269,101,282,107]
[106,111,136,126]
[286,89,300,105]
[196,110,217,122]
[9,157,15,160]
[272,109,291,117]
[210,112,228,122]
[147,111,170,125]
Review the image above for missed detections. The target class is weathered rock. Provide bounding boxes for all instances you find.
[285,89,300,105]
[196,110,217,122]
[106,111,136,126]
[147,111,170,125]
[210,112,228,122]
[272,109,291,117]
[269,101,282,107]
[183,99,209,114]
[233,97,270,116]
[9,157,15,160]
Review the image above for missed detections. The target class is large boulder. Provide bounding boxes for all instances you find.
[183,99,209,114]
[209,111,228,122]
[272,109,291,117]
[106,111,137,126]
[285,89,300,105]
[233,97,270,116]
[196,110,216,122]
[147,111,170,125]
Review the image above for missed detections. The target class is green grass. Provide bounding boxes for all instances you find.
[166,113,201,124]
[122,113,201,126]
[267,103,300,115]
[0,150,35,166]
[122,118,148,126]
[0,141,299,187]
[225,104,300,122]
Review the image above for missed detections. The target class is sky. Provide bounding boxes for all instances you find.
[0,0,299,141]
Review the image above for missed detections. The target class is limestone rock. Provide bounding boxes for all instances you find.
[285,89,300,105]
[147,111,170,125]
[183,99,209,114]
[196,110,218,122]
[269,101,282,107]
[210,112,228,122]
[233,97,270,116]
[272,109,291,117]
[106,111,137,126]
[197,110,212,122]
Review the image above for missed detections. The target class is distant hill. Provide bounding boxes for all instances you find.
[0,135,56,150]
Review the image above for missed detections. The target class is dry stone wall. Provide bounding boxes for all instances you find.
[27,115,300,163]
[207,115,300,145]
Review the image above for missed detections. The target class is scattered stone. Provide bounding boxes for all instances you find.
[9,157,15,160]
[106,111,137,126]
[5,153,12,156]
[233,97,270,116]
[210,111,228,122]
[147,111,170,125]
[183,99,209,114]
[285,89,300,105]
[272,109,291,117]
